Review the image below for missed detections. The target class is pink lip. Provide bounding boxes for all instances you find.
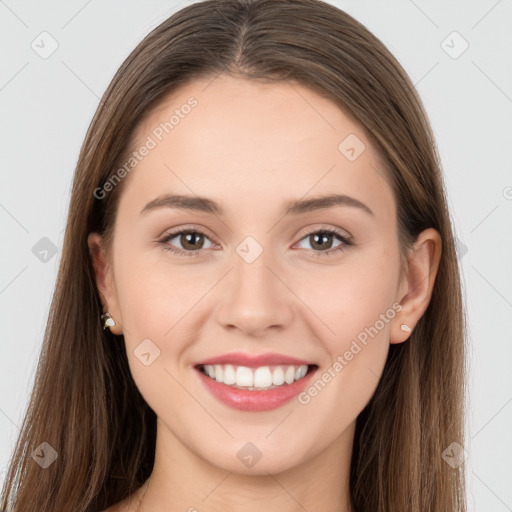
[194,364,318,412]
[194,351,314,368]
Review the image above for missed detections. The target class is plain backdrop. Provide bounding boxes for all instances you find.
[1,1,511,510]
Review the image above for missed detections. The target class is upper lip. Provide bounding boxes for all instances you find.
[194,352,315,368]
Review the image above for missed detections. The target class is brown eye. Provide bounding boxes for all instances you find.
[309,232,336,250]
[160,229,214,256]
[178,232,206,250]
[296,228,352,256]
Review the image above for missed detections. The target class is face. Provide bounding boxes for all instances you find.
[90,74,417,475]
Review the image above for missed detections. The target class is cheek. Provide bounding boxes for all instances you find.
[304,249,400,345]
[114,247,195,328]
[112,252,207,412]
[115,235,400,355]
[300,246,400,400]
[107,233,400,472]
[294,273,396,439]
[113,249,221,365]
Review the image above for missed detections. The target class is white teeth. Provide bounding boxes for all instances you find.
[223,364,236,385]
[236,366,254,387]
[254,367,273,387]
[214,364,223,382]
[200,363,311,390]
[284,365,296,384]
[272,367,285,386]
[295,366,307,380]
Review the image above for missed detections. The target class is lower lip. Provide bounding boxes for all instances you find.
[195,366,318,412]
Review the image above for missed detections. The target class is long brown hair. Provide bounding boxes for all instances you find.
[1,1,467,510]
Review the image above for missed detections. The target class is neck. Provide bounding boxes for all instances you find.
[135,418,355,512]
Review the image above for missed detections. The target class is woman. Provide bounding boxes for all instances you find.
[0,0,467,510]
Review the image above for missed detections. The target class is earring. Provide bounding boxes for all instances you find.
[400,324,412,333]
[101,312,116,330]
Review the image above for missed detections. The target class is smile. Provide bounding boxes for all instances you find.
[194,363,318,411]
[198,363,312,390]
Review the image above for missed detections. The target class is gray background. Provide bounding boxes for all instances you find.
[1,0,511,509]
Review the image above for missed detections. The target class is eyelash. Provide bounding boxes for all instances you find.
[157,226,353,258]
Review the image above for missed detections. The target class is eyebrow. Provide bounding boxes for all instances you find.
[140,193,374,217]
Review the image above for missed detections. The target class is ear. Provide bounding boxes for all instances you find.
[87,232,123,335]
[390,228,442,344]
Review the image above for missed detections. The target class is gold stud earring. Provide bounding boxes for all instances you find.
[101,312,116,330]
[400,324,412,333]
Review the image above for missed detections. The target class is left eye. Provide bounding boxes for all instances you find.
[160,229,213,255]
[158,228,352,257]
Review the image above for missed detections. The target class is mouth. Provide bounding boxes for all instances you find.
[194,363,318,391]
[194,362,319,411]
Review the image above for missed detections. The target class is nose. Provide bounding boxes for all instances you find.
[216,248,294,337]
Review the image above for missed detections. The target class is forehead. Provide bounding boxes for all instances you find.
[119,74,395,222]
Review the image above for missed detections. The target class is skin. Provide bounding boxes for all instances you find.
[89,74,441,512]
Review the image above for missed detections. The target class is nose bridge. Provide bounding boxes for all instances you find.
[216,236,293,334]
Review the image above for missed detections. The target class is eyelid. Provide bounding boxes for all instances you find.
[156,223,216,241]
[294,223,352,242]
[157,225,219,257]
[158,223,353,257]
[158,223,352,243]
